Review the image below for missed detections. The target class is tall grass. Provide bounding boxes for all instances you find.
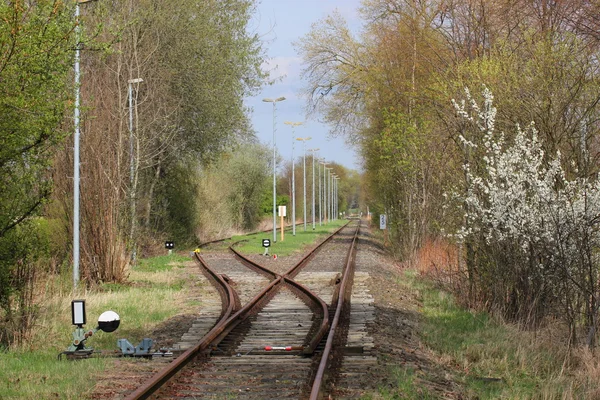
[401,238,600,400]
[0,253,198,399]
[372,367,436,399]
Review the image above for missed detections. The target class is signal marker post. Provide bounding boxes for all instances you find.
[380,214,388,246]
[262,239,271,256]
[278,206,287,241]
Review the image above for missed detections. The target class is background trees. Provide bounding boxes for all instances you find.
[0,0,269,347]
[298,0,600,346]
[196,143,272,240]
[0,0,76,346]
[0,0,75,251]
[50,0,267,282]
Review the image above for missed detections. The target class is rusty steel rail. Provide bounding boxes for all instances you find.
[226,220,349,279]
[198,220,311,248]
[310,220,361,400]
[229,220,350,354]
[127,220,354,399]
[229,245,280,279]
[284,221,350,279]
[282,221,350,355]
[281,276,330,355]
[125,252,238,400]
[127,257,283,399]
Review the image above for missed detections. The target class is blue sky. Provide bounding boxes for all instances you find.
[245,0,363,171]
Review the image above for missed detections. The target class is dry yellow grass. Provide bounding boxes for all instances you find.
[409,240,600,399]
[0,256,201,399]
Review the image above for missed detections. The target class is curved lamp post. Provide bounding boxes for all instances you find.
[335,175,340,220]
[330,173,336,221]
[73,0,100,287]
[318,159,324,226]
[284,121,303,236]
[263,97,286,243]
[308,149,319,230]
[127,77,143,264]
[322,164,329,223]
[296,137,311,231]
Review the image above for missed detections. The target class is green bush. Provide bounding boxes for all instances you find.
[0,219,52,347]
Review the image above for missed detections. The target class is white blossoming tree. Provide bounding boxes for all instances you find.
[453,87,600,347]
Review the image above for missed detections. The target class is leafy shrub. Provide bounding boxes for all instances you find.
[451,88,600,346]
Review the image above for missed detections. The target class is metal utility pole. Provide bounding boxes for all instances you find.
[284,121,303,236]
[329,172,334,222]
[318,160,323,226]
[296,137,311,231]
[334,175,338,220]
[73,0,101,288]
[326,167,330,223]
[322,159,329,223]
[263,97,286,243]
[308,149,319,229]
[128,77,143,264]
[333,176,336,221]
[73,1,81,288]
[337,177,340,219]
[336,176,340,220]
[324,167,330,223]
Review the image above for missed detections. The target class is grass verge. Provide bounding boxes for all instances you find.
[230,220,348,257]
[372,367,436,399]
[394,270,589,399]
[0,252,197,399]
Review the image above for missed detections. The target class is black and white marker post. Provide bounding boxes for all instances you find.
[262,238,270,256]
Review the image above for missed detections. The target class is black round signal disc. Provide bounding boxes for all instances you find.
[98,310,120,332]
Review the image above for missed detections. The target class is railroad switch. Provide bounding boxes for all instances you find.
[59,300,120,360]
[116,338,172,357]
[117,338,152,356]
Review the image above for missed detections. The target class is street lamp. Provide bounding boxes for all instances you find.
[330,172,336,221]
[332,175,336,221]
[73,0,100,288]
[73,1,82,288]
[318,159,327,226]
[337,177,340,219]
[128,78,143,184]
[323,166,330,223]
[263,97,286,243]
[296,137,311,231]
[333,175,339,220]
[128,77,143,264]
[284,121,303,236]
[308,149,319,230]
[334,176,340,220]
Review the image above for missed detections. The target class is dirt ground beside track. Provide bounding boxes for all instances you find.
[348,224,463,399]
[89,222,463,399]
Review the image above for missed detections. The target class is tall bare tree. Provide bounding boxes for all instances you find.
[53,0,267,283]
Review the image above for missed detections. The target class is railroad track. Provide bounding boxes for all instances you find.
[125,219,374,399]
[197,220,310,250]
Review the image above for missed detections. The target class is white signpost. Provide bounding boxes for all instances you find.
[278,206,287,241]
[380,214,389,246]
[379,214,387,230]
